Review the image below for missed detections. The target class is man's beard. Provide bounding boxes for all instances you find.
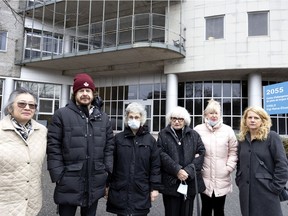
[77,96,92,105]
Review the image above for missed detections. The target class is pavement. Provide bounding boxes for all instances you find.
[39,162,288,216]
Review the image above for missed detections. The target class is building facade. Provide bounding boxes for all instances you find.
[1,0,288,135]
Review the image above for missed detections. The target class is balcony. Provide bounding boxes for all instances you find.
[20,0,185,76]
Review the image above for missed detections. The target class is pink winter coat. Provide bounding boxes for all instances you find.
[194,120,238,197]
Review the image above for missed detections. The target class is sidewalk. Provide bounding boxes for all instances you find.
[39,168,288,216]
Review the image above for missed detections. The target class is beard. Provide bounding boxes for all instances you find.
[76,96,92,106]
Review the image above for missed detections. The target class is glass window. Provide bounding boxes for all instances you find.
[178,82,185,98]
[205,15,224,40]
[39,99,53,113]
[204,82,212,97]
[139,84,152,99]
[0,31,7,51]
[248,11,269,36]
[213,81,222,97]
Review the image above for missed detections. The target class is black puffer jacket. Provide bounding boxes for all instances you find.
[107,126,161,215]
[158,125,206,197]
[47,100,114,207]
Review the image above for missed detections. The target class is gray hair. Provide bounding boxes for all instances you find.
[4,87,38,115]
[124,102,147,126]
[166,106,191,126]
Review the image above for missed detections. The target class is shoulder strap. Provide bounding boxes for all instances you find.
[251,149,273,175]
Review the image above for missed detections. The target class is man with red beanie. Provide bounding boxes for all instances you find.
[47,73,114,216]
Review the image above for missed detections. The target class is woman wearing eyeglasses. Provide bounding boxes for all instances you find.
[0,87,47,216]
[157,106,206,216]
[194,99,238,216]
[106,102,161,216]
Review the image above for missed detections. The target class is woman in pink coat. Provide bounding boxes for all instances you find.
[194,99,238,216]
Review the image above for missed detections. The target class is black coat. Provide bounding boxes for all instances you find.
[47,100,114,206]
[236,131,288,216]
[158,125,206,197]
[106,126,161,215]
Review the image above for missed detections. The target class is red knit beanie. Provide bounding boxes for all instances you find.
[73,73,96,93]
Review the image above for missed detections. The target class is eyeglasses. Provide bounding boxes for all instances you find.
[17,102,37,110]
[171,117,184,122]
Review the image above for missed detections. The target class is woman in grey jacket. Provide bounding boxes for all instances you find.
[236,106,288,216]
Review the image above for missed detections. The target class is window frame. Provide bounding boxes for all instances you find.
[205,15,225,40]
[0,31,8,52]
[248,11,269,37]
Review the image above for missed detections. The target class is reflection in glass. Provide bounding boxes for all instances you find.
[39,84,54,98]
[223,81,231,97]
[232,81,241,97]
[195,82,202,97]
[185,82,193,98]
[127,85,137,100]
[204,82,212,97]
[39,100,53,113]
[223,99,231,115]
[213,81,221,97]
[139,84,152,99]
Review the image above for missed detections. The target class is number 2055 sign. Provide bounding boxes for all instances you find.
[263,81,288,115]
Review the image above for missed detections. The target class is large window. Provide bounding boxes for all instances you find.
[0,31,7,51]
[248,11,269,36]
[205,15,224,40]
[15,81,61,126]
[25,30,63,59]
[178,80,248,131]
[98,82,166,133]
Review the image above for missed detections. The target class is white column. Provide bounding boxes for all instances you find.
[166,73,178,124]
[64,35,71,54]
[60,84,70,108]
[2,77,14,118]
[248,72,262,107]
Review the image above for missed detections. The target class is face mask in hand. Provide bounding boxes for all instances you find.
[128,119,141,130]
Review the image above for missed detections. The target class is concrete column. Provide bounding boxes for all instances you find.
[63,35,71,54]
[248,72,262,107]
[166,73,178,124]
[2,77,14,118]
[60,84,70,108]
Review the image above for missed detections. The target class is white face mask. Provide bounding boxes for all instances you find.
[208,119,218,127]
[128,119,141,130]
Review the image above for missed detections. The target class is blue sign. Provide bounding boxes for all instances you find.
[263,81,288,114]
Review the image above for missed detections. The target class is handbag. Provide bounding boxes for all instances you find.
[279,187,288,202]
[252,150,288,202]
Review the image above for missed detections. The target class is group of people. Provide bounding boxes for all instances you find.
[0,73,287,216]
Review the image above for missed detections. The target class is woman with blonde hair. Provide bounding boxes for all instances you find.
[236,106,288,216]
[194,99,238,216]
